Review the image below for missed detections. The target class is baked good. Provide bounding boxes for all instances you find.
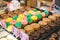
[43,25,51,31]
[31,23,40,30]
[43,18,51,23]
[38,21,47,26]
[48,22,56,28]
[24,25,34,35]
[53,14,60,18]
[48,15,56,21]
[40,28,46,34]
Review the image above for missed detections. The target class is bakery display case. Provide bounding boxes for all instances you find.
[0,0,60,40]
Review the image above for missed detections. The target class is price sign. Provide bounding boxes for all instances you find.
[20,31,29,40]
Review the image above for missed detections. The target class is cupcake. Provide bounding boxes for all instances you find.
[41,12,46,17]
[12,15,18,20]
[44,10,49,16]
[32,12,36,15]
[24,25,34,35]
[27,17,33,24]
[31,16,38,22]
[14,22,22,29]
[31,23,40,30]
[21,19,28,25]
[10,20,16,25]
[6,17,12,22]
[48,15,56,21]
[6,25,13,32]
[36,14,42,20]
[43,18,51,23]
[23,11,28,16]
[36,11,41,14]
[6,22,10,28]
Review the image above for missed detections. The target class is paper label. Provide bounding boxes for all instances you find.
[20,31,29,40]
[12,27,19,37]
[1,20,6,29]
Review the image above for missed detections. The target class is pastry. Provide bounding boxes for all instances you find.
[38,21,47,26]
[43,18,51,23]
[31,23,40,30]
[48,15,56,21]
[53,14,60,18]
[48,22,56,28]
[43,25,51,31]
[40,28,46,34]
[24,25,34,35]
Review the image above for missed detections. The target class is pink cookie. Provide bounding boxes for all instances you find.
[32,12,36,15]
[10,20,16,25]
[23,16,27,20]
[41,12,46,17]
[12,26,19,37]
[21,19,28,25]
[24,11,28,16]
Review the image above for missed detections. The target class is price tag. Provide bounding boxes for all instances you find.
[20,31,29,40]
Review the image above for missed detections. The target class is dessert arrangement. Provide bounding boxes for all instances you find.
[0,8,60,40]
[44,29,60,40]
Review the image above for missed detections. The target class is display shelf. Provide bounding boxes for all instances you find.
[38,26,60,40]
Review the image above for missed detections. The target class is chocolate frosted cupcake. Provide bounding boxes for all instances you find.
[24,25,34,35]
[31,23,40,30]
